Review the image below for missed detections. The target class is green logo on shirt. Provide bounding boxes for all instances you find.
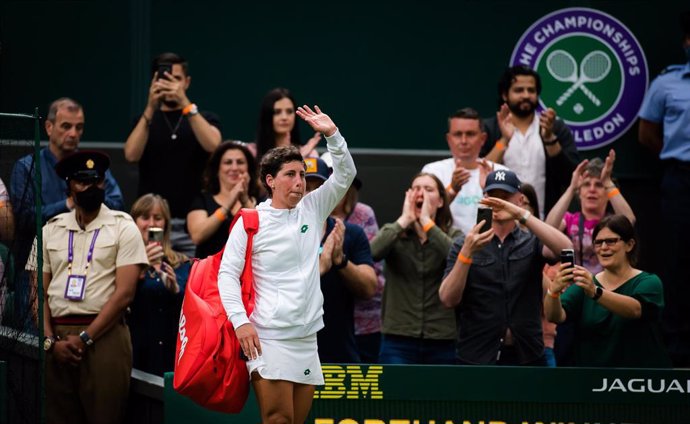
[301,225,309,233]
[304,369,311,375]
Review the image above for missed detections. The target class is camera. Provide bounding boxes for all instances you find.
[156,63,172,80]
[476,207,493,233]
[560,248,575,269]
[148,227,164,243]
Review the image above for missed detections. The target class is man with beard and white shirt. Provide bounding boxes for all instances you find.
[124,52,222,257]
[422,108,507,236]
[481,66,579,217]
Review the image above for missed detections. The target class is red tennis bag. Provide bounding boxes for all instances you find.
[173,208,258,413]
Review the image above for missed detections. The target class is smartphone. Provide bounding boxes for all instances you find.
[148,227,164,243]
[239,350,249,361]
[156,63,172,80]
[476,207,492,233]
[560,248,575,269]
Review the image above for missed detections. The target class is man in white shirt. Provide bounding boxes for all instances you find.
[482,66,579,217]
[422,108,506,236]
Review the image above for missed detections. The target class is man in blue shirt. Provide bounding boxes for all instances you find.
[638,11,690,367]
[10,98,124,269]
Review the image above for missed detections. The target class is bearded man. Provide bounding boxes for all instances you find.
[124,52,222,257]
[481,66,579,217]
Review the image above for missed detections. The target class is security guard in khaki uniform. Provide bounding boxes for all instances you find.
[42,150,148,424]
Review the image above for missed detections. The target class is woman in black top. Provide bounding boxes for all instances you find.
[187,141,259,257]
[251,87,321,159]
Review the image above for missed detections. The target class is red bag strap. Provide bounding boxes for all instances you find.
[238,208,258,267]
[229,209,259,312]
[227,208,259,238]
[239,208,258,234]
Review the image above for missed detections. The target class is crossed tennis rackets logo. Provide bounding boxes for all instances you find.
[546,49,612,107]
[509,8,648,150]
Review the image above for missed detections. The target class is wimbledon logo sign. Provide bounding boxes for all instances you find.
[510,8,648,150]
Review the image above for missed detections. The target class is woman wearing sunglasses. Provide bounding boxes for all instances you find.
[544,215,671,368]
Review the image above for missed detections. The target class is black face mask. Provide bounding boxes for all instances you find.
[74,186,105,212]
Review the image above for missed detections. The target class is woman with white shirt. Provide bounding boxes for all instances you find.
[218,105,355,424]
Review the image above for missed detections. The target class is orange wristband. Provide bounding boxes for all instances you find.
[422,221,436,233]
[495,141,506,151]
[457,253,473,265]
[607,188,620,199]
[182,103,196,116]
[213,208,227,222]
[547,289,561,299]
[446,184,456,196]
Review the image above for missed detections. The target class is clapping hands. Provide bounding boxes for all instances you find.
[497,104,515,142]
[539,108,557,141]
[320,218,346,275]
[600,149,616,186]
[450,160,471,193]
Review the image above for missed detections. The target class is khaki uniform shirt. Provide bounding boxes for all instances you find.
[43,204,148,317]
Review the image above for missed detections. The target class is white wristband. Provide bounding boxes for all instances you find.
[518,210,531,225]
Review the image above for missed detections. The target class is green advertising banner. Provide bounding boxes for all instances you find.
[165,365,690,424]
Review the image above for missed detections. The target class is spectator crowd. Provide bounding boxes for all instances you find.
[0,10,688,422]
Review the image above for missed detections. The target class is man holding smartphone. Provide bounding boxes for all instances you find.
[124,52,222,257]
[439,170,573,366]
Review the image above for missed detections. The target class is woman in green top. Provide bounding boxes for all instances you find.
[544,215,671,368]
[371,172,460,364]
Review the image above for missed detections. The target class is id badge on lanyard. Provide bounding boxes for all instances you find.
[64,229,100,301]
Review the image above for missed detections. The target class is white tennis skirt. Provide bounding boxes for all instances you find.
[247,333,324,385]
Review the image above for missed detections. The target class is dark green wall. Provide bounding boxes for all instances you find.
[1,1,687,175]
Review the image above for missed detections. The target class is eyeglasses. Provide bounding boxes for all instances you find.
[593,237,622,247]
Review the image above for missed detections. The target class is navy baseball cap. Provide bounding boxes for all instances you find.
[484,170,521,194]
[304,158,331,181]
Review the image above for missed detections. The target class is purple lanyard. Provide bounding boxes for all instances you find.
[67,228,100,276]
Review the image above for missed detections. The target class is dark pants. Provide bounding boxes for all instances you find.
[554,320,576,366]
[496,345,547,366]
[46,322,132,424]
[355,332,381,364]
[379,334,455,365]
[660,161,690,366]
[456,345,547,366]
